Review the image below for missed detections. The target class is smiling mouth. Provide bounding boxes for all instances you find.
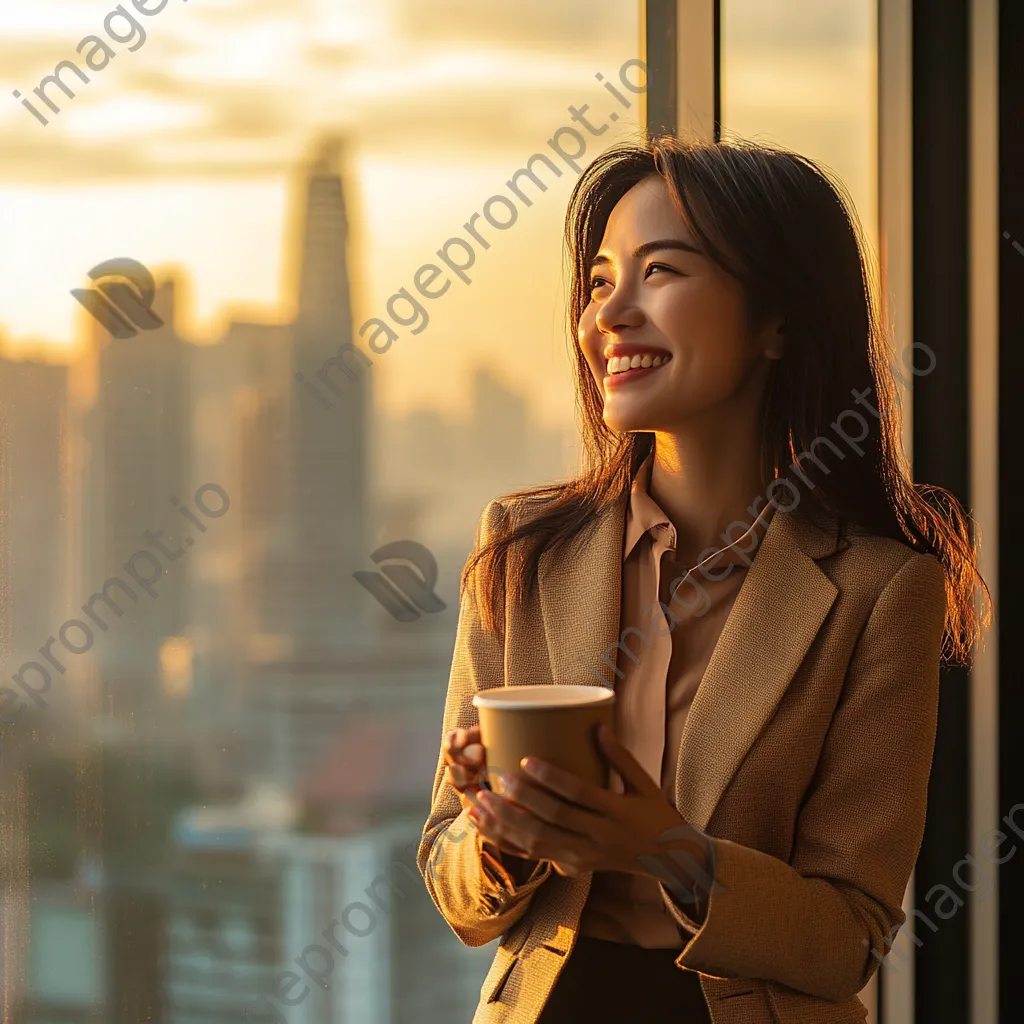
[604,352,672,382]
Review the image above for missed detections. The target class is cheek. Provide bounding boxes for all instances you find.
[577,305,604,377]
[659,280,744,339]
[658,285,753,378]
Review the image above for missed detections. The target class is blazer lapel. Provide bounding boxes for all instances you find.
[536,491,841,834]
[673,504,840,830]
[538,499,626,691]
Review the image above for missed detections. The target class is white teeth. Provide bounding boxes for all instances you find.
[605,352,670,375]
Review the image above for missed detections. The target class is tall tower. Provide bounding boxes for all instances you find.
[0,358,68,688]
[84,280,190,720]
[289,140,369,659]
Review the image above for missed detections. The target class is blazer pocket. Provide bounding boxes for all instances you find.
[480,946,519,1005]
[767,985,868,1024]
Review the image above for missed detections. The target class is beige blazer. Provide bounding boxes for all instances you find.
[416,490,947,1024]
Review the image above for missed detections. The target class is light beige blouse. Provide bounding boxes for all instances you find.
[577,453,774,948]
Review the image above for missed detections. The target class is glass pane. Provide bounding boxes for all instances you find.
[721,0,878,247]
[0,2,643,1022]
[719,2,881,1015]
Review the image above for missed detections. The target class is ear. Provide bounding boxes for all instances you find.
[759,315,785,360]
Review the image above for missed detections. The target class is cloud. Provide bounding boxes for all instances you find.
[0,38,83,81]
[0,0,643,182]
[392,0,635,50]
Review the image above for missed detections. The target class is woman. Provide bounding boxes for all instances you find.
[415,134,989,1024]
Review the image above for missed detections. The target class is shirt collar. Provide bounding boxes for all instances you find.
[623,451,776,570]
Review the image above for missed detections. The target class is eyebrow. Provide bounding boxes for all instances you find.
[588,238,703,269]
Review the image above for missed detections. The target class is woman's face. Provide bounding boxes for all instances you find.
[577,174,783,435]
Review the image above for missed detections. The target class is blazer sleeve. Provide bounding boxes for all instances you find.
[660,551,947,1001]
[415,500,553,947]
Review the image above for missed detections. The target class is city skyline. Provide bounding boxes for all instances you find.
[0,4,884,1021]
[0,0,875,429]
[0,144,575,752]
[0,142,566,1023]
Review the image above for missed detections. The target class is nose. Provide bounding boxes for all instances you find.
[594,282,645,335]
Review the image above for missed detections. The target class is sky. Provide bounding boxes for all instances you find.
[0,0,875,427]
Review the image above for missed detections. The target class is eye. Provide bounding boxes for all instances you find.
[645,262,678,278]
[588,275,611,293]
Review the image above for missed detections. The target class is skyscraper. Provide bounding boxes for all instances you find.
[83,280,191,721]
[0,358,68,695]
[289,140,369,660]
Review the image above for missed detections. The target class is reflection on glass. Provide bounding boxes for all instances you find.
[0,1,643,1021]
[721,0,878,248]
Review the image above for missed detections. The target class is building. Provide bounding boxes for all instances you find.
[81,280,191,725]
[0,357,69,678]
[164,790,291,1024]
[289,141,370,660]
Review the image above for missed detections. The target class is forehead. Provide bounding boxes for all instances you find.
[598,175,694,251]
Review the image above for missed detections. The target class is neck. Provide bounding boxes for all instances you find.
[646,410,772,567]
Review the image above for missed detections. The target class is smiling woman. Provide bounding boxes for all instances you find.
[417,133,991,1024]
[12,0,187,127]
[580,182,784,443]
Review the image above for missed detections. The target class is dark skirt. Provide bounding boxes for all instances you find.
[535,935,712,1023]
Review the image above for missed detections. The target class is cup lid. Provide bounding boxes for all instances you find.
[472,683,615,710]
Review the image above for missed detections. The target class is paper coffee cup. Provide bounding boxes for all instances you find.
[471,684,616,795]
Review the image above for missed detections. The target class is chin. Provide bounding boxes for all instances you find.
[602,408,661,434]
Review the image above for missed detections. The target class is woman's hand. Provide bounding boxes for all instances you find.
[442,725,489,815]
[442,724,538,866]
[467,724,713,890]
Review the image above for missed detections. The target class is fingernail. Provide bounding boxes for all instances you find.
[520,757,536,773]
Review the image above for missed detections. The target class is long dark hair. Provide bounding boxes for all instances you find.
[463,133,989,665]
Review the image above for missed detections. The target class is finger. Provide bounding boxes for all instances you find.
[443,734,486,782]
[476,804,554,862]
[472,803,523,854]
[447,763,480,792]
[517,757,609,813]
[444,749,483,792]
[595,725,660,796]
[506,774,603,836]
[443,728,463,758]
[476,792,595,865]
[445,725,480,755]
